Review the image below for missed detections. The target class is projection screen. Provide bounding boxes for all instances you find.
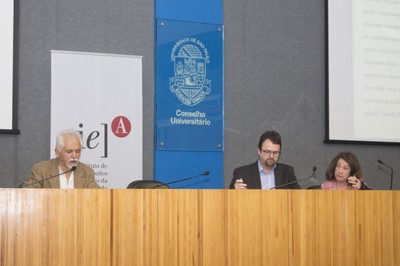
[326,0,400,144]
[0,0,18,134]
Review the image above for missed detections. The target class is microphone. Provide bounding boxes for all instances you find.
[153,171,210,189]
[270,166,317,189]
[20,165,77,188]
[377,159,394,190]
[176,178,210,188]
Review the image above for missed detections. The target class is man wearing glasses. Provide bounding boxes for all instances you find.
[229,130,300,189]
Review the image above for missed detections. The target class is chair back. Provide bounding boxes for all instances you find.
[306,185,321,189]
[126,180,170,189]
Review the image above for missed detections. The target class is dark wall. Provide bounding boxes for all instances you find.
[223,0,399,189]
[1,0,399,189]
[0,0,155,187]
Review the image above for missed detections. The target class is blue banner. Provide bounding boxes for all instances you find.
[156,19,224,151]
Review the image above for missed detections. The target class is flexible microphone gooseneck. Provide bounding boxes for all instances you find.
[377,159,394,190]
[270,166,317,189]
[176,178,210,188]
[20,165,77,188]
[153,171,210,189]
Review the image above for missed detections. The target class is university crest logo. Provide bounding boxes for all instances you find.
[169,38,211,106]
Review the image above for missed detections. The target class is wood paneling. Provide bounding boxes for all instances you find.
[0,189,111,266]
[1,189,399,265]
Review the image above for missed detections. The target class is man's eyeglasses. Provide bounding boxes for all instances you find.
[260,149,280,157]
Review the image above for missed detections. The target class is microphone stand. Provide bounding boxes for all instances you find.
[176,178,210,189]
[378,159,393,190]
[153,171,210,189]
[20,166,77,188]
[270,166,317,189]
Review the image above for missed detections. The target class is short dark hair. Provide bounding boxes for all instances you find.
[325,151,364,181]
[258,130,282,150]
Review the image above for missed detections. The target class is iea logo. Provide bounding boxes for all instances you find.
[111,116,131,138]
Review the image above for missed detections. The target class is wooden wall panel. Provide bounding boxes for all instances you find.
[226,190,291,266]
[199,190,225,266]
[260,191,290,266]
[226,190,264,266]
[394,192,400,266]
[378,192,395,266]
[156,190,227,265]
[313,190,334,265]
[1,189,400,265]
[177,190,200,265]
[112,189,158,265]
[330,191,357,266]
[290,190,316,266]
[156,190,179,265]
[355,191,395,266]
[0,189,111,266]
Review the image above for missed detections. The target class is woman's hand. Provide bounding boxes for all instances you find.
[347,175,361,190]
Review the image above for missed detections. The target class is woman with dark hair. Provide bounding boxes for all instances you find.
[321,152,371,190]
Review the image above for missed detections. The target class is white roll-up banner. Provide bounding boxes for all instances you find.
[51,50,143,188]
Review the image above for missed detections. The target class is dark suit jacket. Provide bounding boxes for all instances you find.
[21,158,100,188]
[229,161,300,189]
